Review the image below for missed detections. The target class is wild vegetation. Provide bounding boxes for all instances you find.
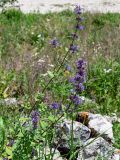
[0,5,120,159]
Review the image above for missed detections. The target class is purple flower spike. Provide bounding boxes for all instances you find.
[69,44,78,53]
[76,24,84,30]
[50,103,60,109]
[78,69,85,76]
[75,83,85,93]
[74,73,81,81]
[31,110,40,129]
[70,94,82,106]
[74,5,82,14]
[70,59,87,96]
[69,77,76,84]
[76,59,86,69]
[50,38,59,48]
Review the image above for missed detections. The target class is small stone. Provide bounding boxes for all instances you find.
[0,98,18,106]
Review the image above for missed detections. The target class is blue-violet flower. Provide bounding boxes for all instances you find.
[31,110,40,129]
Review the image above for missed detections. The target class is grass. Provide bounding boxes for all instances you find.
[0,9,120,158]
[113,123,120,148]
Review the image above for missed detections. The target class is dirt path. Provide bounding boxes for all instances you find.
[17,0,120,13]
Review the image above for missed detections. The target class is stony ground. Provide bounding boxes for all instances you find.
[16,0,120,13]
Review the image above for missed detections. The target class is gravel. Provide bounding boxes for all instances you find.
[16,0,120,13]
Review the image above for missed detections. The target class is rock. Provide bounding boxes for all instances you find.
[77,137,117,160]
[0,98,18,106]
[104,113,120,123]
[88,113,114,142]
[112,153,120,160]
[77,110,120,125]
[76,112,114,142]
[113,150,120,160]
[55,119,91,150]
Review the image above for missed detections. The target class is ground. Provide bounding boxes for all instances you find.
[15,0,120,13]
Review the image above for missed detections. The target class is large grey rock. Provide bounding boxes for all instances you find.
[88,113,114,142]
[55,119,91,149]
[77,137,119,160]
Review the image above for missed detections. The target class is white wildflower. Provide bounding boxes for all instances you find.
[104,68,112,73]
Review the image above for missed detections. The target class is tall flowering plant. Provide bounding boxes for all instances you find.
[11,5,87,160]
[30,5,86,115]
[49,5,87,110]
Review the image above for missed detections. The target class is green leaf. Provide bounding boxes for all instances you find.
[48,115,55,122]
[47,71,54,78]
[40,121,48,130]
[19,117,29,124]
[6,146,12,157]
[65,47,69,52]
[0,117,5,148]
[0,117,4,128]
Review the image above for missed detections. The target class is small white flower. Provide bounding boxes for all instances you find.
[41,73,48,77]
[37,34,41,38]
[38,59,45,63]
[104,68,112,73]
[48,64,54,67]
[47,18,50,22]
